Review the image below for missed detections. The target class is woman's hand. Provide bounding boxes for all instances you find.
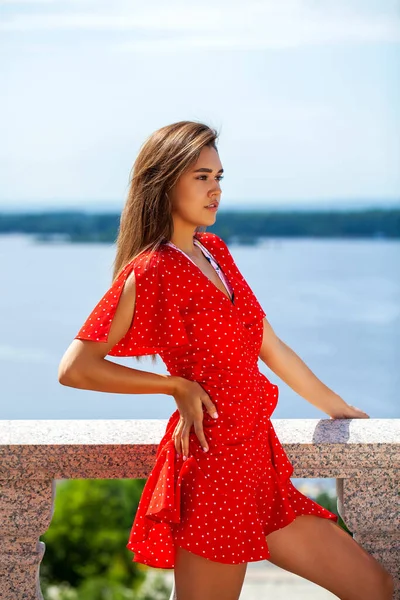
[328,401,370,419]
[171,377,219,459]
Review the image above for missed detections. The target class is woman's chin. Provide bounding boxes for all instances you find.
[202,211,218,223]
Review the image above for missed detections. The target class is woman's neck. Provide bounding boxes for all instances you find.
[168,231,200,256]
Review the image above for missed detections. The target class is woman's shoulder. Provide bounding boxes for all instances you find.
[195,232,233,264]
[120,245,168,277]
[195,231,229,251]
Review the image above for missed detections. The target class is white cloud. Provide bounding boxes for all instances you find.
[1,0,399,205]
[1,0,399,51]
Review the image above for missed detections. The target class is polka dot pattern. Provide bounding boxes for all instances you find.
[75,247,190,356]
[75,232,338,569]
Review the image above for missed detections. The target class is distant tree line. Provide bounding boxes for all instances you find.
[0,208,399,243]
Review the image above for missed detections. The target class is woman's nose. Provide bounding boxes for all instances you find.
[210,180,222,193]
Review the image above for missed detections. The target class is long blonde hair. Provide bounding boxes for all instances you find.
[112,120,219,282]
[113,120,219,362]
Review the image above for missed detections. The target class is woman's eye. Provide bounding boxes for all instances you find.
[197,175,224,181]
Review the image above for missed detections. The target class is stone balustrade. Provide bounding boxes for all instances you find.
[0,418,398,599]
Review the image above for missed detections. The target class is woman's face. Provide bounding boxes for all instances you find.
[169,145,224,227]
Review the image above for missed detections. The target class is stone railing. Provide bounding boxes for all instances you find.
[0,419,399,599]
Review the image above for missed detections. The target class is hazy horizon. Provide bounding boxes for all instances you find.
[1,198,399,215]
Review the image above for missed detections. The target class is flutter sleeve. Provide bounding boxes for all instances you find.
[74,252,190,357]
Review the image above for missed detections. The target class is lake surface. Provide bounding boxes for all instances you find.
[1,234,398,421]
[2,234,398,493]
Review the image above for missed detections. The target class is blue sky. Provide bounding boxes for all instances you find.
[1,0,399,210]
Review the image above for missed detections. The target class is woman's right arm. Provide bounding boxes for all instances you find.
[58,270,179,396]
[58,269,219,456]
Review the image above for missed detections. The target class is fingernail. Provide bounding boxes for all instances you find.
[183,455,187,461]
[176,453,180,458]
[202,447,208,452]
[212,412,218,419]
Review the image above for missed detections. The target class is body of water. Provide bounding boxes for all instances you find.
[2,233,399,493]
[1,234,398,421]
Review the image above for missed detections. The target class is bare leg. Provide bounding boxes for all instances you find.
[173,545,248,600]
[265,514,394,600]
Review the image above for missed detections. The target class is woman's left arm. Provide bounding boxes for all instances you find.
[259,317,370,419]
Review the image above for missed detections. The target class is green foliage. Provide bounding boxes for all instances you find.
[40,479,147,592]
[42,573,172,600]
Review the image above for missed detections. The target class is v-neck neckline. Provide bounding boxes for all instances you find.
[165,238,235,306]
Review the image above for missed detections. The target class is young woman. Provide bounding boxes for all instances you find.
[58,121,394,600]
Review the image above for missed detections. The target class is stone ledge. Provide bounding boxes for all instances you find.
[0,418,398,599]
[0,418,398,479]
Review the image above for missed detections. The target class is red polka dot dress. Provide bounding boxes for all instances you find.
[75,232,338,569]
